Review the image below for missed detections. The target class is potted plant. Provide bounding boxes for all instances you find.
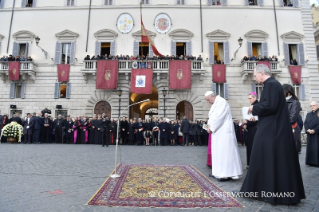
[1,122,24,143]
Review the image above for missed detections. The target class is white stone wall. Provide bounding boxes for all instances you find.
[0,0,317,120]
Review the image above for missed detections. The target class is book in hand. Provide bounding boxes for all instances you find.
[202,124,209,131]
[242,107,258,121]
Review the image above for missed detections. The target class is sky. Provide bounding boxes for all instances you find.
[310,0,318,5]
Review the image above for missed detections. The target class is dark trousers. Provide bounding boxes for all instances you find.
[160,138,167,146]
[102,131,109,146]
[136,132,143,145]
[55,128,62,143]
[24,132,32,143]
[195,134,202,146]
[43,127,50,143]
[153,133,158,145]
[34,129,41,143]
[182,133,189,145]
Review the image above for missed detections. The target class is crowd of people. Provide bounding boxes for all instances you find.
[84,54,204,61]
[241,55,278,62]
[0,55,34,62]
[0,109,210,147]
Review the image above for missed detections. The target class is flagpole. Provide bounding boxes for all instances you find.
[140,1,143,61]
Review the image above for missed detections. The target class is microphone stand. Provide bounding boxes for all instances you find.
[110,99,150,178]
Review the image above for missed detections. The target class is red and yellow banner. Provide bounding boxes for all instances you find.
[96,60,119,89]
[9,62,20,81]
[169,60,191,90]
[130,69,153,94]
[141,15,163,57]
[212,65,226,83]
[289,66,301,85]
[57,64,70,82]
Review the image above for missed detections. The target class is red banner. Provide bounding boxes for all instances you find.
[96,60,119,89]
[130,69,153,94]
[9,62,20,81]
[289,66,301,84]
[169,60,191,89]
[257,61,270,69]
[57,64,70,82]
[212,65,226,83]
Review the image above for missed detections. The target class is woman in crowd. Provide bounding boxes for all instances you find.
[304,101,319,167]
[1,115,9,143]
[283,84,302,153]
[178,120,183,146]
[169,120,176,146]
[144,118,151,146]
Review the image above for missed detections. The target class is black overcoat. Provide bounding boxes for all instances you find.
[304,109,319,166]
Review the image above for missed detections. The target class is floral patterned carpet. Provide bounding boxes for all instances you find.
[87,164,242,208]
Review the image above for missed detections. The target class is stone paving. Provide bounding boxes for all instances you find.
[0,143,318,212]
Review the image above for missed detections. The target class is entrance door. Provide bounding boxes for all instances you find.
[94,101,111,117]
[176,101,193,121]
[176,42,186,56]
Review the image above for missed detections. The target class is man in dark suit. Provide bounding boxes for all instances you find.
[53,114,65,143]
[159,118,169,146]
[194,120,202,146]
[101,116,111,147]
[120,116,129,145]
[180,116,190,146]
[11,113,22,125]
[23,113,34,144]
[174,120,179,146]
[64,117,74,144]
[33,112,43,144]
[42,113,52,143]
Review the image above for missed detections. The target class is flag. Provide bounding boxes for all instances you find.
[130,69,153,94]
[212,64,226,83]
[289,66,301,84]
[96,60,119,89]
[257,61,270,69]
[169,60,191,90]
[9,62,20,81]
[57,64,70,82]
[141,15,163,56]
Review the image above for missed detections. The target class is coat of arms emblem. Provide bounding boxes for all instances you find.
[61,70,65,77]
[177,69,183,80]
[135,75,146,87]
[217,71,221,77]
[12,68,16,75]
[105,70,111,81]
[294,72,298,79]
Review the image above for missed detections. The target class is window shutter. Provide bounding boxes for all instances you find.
[247,41,252,57]
[0,0,4,8]
[95,41,101,56]
[186,41,192,56]
[12,42,20,57]
[109,0,113,5]
[66,82,71,99]
[262,42,268,57]
[293,0,299,7]
[251,83,256,93]
[283,43,289,66]
[25,42,29,58]
[110,41,116,56]
[245,0,249,6]
[54,82,60,99]
[297,43,305,66]
[32,0,36,7]
[10,82,16,99]
[70,41,76,65]
[133,41,139,57]
[171,41,176,56]
[54,42,62,64]
[257,0,263,6]
[149,43,154,57]
[222,0,227,5]
[21,82,26,99]
[181,0,185,5]
[211,83,216,95]
[316,45,319,59]
[208,0,212,5]
[71,0,75,6]
[177,0,180,4]
[224,41,230,65]
[299,84,305,101]
[223,83,229,99]
[21,0,26,7]
[209,42,215,65]
[280,0,284,6]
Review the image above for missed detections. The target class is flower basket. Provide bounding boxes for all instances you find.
[7,137,17,143]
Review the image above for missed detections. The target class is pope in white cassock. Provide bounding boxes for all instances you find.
[205,91,243,181]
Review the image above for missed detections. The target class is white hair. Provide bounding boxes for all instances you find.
[205,91,215,97]
[255,64,271,76]
[310,101,319,106]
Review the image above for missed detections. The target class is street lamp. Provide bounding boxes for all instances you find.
[162,88,167,117]
[117,89,122,119]
[35,36,48,59]
[231,37,243,61]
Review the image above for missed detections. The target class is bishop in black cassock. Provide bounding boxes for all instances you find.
[240,64,305,205]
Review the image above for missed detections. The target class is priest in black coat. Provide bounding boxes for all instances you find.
[240,64,305,205]
[304,101,319,167]
[120,117,129,145]
[159,118,169,146]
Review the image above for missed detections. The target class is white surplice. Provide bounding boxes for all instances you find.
[208,95,243,178]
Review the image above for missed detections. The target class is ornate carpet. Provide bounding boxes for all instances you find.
[87,164,242,208]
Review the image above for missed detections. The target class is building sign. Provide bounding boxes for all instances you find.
[117,13,134,34]
[154,13,171,34]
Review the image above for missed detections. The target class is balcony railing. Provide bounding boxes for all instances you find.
[0,61,36,82]
[82,60,204,72]
[240,61,281,83]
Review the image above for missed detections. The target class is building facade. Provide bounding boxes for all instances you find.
[0,0,318,120]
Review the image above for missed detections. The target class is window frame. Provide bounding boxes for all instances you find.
[216,83,224,98]
[141,0,150,5]
[104,0,113,5]
[255,84,263,100]
[176,0,186,5]
[61,43,71,65]
[55,110,68,119]
[66,0,75,7]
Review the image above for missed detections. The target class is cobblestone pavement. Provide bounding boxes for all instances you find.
[0,143,318,212]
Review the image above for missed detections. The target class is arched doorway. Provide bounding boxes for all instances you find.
[130,86,158,119]
[94,101,111,117]
[176,101,193,121]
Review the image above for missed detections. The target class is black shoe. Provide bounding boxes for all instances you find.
[209,174,214,178]
[102,145,105,147]
[218,178,232,182]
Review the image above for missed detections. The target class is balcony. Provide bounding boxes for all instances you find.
[0,61,36,82]
[81,60,205,82]
[240,61,281,83]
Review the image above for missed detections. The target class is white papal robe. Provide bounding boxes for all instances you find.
[208,95,243,178]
